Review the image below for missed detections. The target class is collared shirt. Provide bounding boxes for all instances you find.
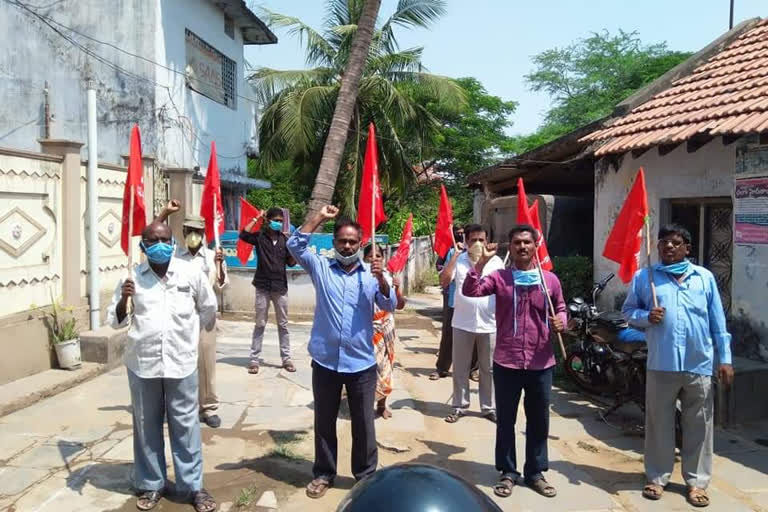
[441,249,457,308]
[449,252,504,333]
[107,257,218,379]
[622,264,732,376]
[287,230,397,373]
[463,268,567,370]
[175,244,229,290]
[238,230,292,293]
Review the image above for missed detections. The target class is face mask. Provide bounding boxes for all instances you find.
[513,269,541,286]
[269,220,283,232]
[335,249,361,266]
[657,259,691,275]
[185,232,203,249]
[141,240,175,264]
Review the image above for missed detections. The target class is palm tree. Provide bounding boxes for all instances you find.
[250,0,465,217]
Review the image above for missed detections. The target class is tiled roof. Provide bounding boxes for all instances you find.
[583,18,768,156]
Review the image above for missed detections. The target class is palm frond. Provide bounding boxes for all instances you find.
[247,68,334,105]
[380,0,447,53]
[367,47,423,75]
[390,72,467,112]
[259,8,336,66]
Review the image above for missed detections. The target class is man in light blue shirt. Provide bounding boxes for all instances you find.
[287,205,396,499]
[623,224,733,508]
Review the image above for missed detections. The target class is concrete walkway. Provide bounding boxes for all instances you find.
[1,310,767,511]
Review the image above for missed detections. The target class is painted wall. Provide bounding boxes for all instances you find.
[732,141,768,349]
[594,140,736,309]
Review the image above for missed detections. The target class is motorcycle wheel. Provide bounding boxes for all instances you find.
[564,351,606,395]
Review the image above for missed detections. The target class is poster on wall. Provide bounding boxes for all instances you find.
[734,176,768,244]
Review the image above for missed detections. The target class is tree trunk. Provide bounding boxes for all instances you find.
[307,0,382,216]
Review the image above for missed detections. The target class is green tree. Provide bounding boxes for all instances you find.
[250,0,466,218]
[514,30,691,151]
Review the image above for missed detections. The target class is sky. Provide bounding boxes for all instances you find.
[246,0,766,136]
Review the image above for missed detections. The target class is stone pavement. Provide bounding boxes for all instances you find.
[0,309,767,511]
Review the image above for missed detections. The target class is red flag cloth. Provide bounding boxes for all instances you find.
[527,201,553,271]
[236,197,262,265]
[387,214,413,274]
[516,178,553,270]
[200,141,225,243]
[357,123,387,244]
[121,124,147,256]
[603,168,649,283]
[433,184,455,258]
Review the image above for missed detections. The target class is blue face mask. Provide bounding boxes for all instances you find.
[269,220,283,232]
[141,240,175,265]
[657,259,691,275]
[513,269,541,286]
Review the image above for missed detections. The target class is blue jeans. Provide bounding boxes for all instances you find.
[493,363,553,482]
[127,369,203,494]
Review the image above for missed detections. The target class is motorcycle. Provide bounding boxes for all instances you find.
[564,274,682,446]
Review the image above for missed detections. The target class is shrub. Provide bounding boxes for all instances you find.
[552,255,593,301]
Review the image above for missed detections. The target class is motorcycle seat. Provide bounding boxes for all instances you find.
[595,311,629,329]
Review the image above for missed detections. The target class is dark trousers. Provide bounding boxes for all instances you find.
[435,298,478,374]
[312,361,378,481]
[493,363,553,482]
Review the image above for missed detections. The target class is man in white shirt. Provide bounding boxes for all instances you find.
[175,215,228,428]
[107,221,218,512]
[440,224,503,424]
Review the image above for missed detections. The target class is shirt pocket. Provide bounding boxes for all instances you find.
[171,283,196,318]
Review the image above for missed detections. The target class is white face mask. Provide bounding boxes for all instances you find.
[185,232,203,249]
[335,249,361,266]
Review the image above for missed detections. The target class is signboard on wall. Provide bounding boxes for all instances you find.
[734,176,768,245]
[185,29,227,105]
[219,231,388,269]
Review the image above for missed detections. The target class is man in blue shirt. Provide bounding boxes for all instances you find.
[623,224,733,508]
[287,205,397,499]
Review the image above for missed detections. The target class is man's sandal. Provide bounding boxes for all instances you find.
[136,490,163,511]
[493,475,516,498]
[248,363,260,374]
[687,487,710,508]
[283,360,296,373]
[192,489,217,512]
[306,478,332,499]
[642,483,664,500]
[528,477,556,498]
[444,410,464,423]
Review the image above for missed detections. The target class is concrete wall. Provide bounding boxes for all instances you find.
[594,139,735,308]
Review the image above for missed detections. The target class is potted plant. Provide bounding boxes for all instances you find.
[33,293,82,370]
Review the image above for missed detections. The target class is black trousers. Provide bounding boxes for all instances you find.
[312,361,378,481]
[435,296,478,374]
[493,363,553,482]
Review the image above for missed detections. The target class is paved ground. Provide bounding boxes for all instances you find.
[1,299,768,511]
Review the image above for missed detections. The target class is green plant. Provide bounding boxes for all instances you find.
[235,486,258,508]
[32,290,79,345]
[552,256,593,301]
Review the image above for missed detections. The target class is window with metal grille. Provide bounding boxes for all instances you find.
[185,29,237,110]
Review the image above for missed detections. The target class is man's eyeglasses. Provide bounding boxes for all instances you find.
[658,239,686,248]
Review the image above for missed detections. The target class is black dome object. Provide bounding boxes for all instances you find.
[336,463,502,512]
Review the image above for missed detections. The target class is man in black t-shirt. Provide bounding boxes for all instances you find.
[239,207,297,374]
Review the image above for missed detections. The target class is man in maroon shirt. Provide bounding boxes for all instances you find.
[463,224,566,499]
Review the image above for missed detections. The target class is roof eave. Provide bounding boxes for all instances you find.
[213,0,278,45]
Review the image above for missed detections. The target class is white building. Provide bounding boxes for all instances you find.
[0,0,275,225]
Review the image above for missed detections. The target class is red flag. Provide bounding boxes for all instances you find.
[357,123,387,244]
[387,214,413,274]
[121,124,147,256]
[516,178,553,270]
[434,184,455,258]
[236,197,262,265]
[603,168,649,283]
[200,141,225,243]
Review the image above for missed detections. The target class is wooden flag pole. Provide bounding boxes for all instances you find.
[645,220,659,308]
[213,194,223,282]
[534,251,567,361]
[126,186,134,314]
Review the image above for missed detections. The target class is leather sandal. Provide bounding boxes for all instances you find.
[283,359,296,373]
[306,478,332,499]
[248,363,259,374]
[192,488,217,512]
[493,475,516,498]
[687,487,709,508]
[527,477,556,498]
[642,483,664,501]
[136,490,163,511]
